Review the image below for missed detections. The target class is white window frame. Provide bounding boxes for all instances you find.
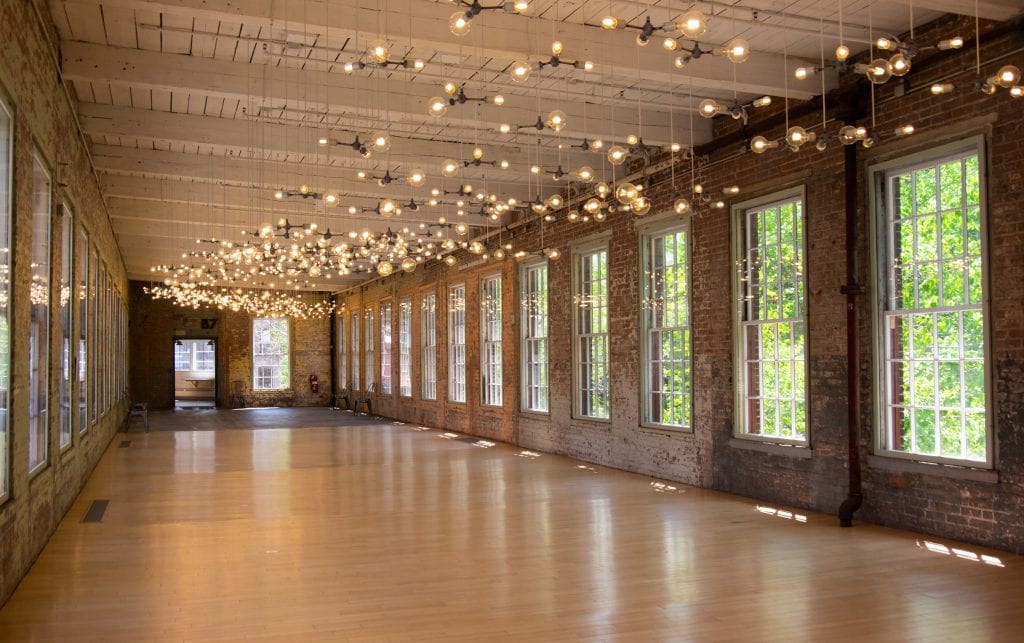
[870,137,992,467]
[252,318,290,391]
[421,293,437,400]
[641,219,693,430]
[380,302,393,395]
[338,314,347,391]
[448,284,466,403]
[520,260,549,413]
[399,298,412,397]
[732,187,809,444]
[29,153,52,475]
[480,274,503,407]
[364,308,376,390]
[0,96,11,502]
[351,311,361,391]
[572,239,611,420]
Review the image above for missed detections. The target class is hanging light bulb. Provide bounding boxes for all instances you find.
[615,182,638,205]
[626,134,639,145]
[450,11,471,36]
[698,98,721,118]
[677,9,707,39]
[785,126,815,150]
[575,166,595,183]
[428,96,448,117]
[725,38,750,63]
[500,160,510,169]
[595,182,611,198]
[546,194,564,209]
[513,0,529,12]
[890,53,911,77]
[996,65,1021,88]
[324,193,338,205]
[407,169,426,187]
[543,247,561,260]
[601,16,619,29]
[937,36,964,50]
[590,139,604,151]
[551,40,564,56]
[443,81,459,96]
[370,131,391,152]
[441,159,459,177]
[662,38,679,51]
[866,59,893,84]
[835,44,851,61]
[411,59,425,71]
[379,198,398,217]
[492,94,505,106]
[635,33,650,47]
[343,62,357,74]
[274,190,284,200]
[930,83,954,94]
[584,197,602,213]
[545,110,567,131]
[794,66,818,80]
[673,197,691,214]
[750,135,777,153]
[472,147,484,160]
[838,125,860,145]
[607,145,628,165]
[1010,86,1023,98]
[752,96,772,108]
[444,255,458,266]
[510,60,532,83]
[469,241,485,254]
[894,124,915,136]
[400,257,418,273]
[631,196,651,215]
[673,55,689,69]
[367,39,389,63]
[377,261,394,276]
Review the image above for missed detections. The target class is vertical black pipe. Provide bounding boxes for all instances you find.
[839,143,864,527]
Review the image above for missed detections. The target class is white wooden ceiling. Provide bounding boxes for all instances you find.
[49,0,1021,289]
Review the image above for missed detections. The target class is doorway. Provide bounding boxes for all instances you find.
[173,338,216,409]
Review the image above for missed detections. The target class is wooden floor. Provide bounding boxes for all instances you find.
[1,409,1022,642]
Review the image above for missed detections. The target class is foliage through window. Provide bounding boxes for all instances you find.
[0,99,10,499]
[879,148,988,463]
[422,294,437,400]
[448,284,466,403]
[365,309,376,390]
[481,275,502,406]
[252,319,289,390]
[737,194,807,441]
[521,262,548,412]
[380,303,393,394]
[399,299,412,397]
[574,245,610,419]
[643,225,691,429]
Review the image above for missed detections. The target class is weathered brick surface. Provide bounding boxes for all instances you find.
[0,0,130,606]
[334,14,1024,554]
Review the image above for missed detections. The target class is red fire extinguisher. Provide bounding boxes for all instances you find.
[309,374,320,394]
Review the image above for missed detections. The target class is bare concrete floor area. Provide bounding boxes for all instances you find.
[1,408,1022,641]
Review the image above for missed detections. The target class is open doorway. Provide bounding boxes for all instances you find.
[174,338,216,409]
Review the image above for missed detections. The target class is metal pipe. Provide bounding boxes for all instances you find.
[838,141,863,528]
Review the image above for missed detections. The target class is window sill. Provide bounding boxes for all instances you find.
[571,416,613,430]
[638,424,694,438]
[867,455,999,484]
[730,437,813,458]
[519,409,550,419]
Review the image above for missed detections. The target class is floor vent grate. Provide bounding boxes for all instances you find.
[82,500,109,523]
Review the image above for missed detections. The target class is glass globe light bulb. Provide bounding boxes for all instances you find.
[545,110,567,131]
[407,169,426,187]
[890,53,911,77]
[584,197,602,213]
[551,40,563,56]
[510,60,532,83]
[473,146,484,160]
[626,134,639,145]
[615,182,638,205]
[590,139,604,151]
[379,199,398,217]
[492,94,505,106]
[996,65,1021,88]
[698,98,720,118]
[750,135,776,154]
[367,39,389,63]
[601,16,619,30]
[631,196,651,215]
[674,55,689,69]
[449,11,471,36]
[443,81,459,96]
[636,33,650,47]
[867,58,893,84]
[401,257,418,272]
[785,126,815,149]
[836,44,850,61]
[370,131,391,152]
[441,159,459,177]
[444,255,458,266]
[546,194,563,209]
[673,197,691,214]
[607,145,628,166]
[595,182,611,198]
[726,38,750,63]
[428,97,448,117]
[663,38,678,51]
[576,166,595,183]
[677,9,707,39]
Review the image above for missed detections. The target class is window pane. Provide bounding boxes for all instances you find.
[448,285,466,403]
[739,196,807,440]
[521,263,548,412]
[575,247,609,419]
[77,230,88,434]
[338,315,347,391]
[29,156,51,473]
[399,299,412,397]
[422,294,437,400]
[351,313,361,390]
[380,303,392,394]
[882,151,987,463]
[0,101,11,497]
[365,309,375,389]
[481,276,502,406]
[252,319,289,390]
[644,228,691,428]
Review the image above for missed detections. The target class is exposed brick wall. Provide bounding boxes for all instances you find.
[0,0,131,606]
[333,14,1024,554]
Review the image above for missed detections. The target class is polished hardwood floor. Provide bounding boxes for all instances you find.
[1,408,1022,641]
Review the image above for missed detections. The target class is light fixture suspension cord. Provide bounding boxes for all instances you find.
[820,18,827,131]
[975,0,982,75]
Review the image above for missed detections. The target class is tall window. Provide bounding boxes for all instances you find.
[253,318,289,390]
[59,206,74,450]
[399,299,412,397]
[877,145,988,464]
[89,247,98,423]
[338,315,347,391]
[736,192,807,442]
[421,293,437,400]
[380,302,393,394]
[481,275,503,406]
[643,225,692,429]
[351,312,361,391]
[574,244,610,419]
[365,309,376,390]
[448,284,466,403]
[29,155,51,474]
[521,262,549,412]
[0,99,11,499]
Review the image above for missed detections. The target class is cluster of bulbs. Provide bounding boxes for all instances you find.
[145,283,336,319]
[979,64,1022,96]
[597,8,749,68]
[340,39,426,75]
[449,0,530,37]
